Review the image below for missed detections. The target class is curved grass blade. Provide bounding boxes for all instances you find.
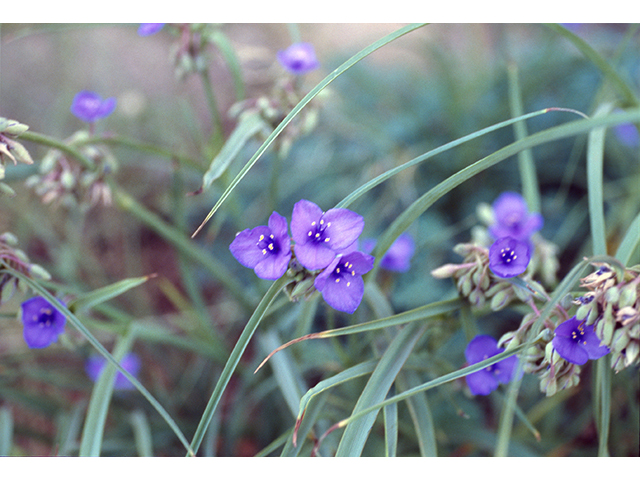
[209,28,246,102]
[615,210,640,266]
[494,362,525,457]
[67,274,156,313]
[282,390,329,457]
[0,406,13,456]
[397,370,437,456]
[383,387,398,457]
[188,274,292,456]
[129,410,154,457]
[255,297,463,373]
[4,266,194,455]
[335,323,427,456]
[191,23,428,237]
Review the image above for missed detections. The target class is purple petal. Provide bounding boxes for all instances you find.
[466,369,499,396]
[340,251,375,275]
[321,208,364,251]
[554,318,582,337]
[70,90,116,122]
[254,248,291,280]
[552,335,589,365]
[291,199,323,243]
[21,297,66,349]
[380,233,415,272]
[493,355,519,384]
[229,226,272,268]
[315,272,365,314]
[580,325,610,360]
[277,42,320,75]
[488,237,530,278]
[492,192,528,226]
[86,353,141,390]
[137,23,165,36]
[268,211,289,239]
[464,335,501,364]
[294,242,336,270]
[96,97,117,119]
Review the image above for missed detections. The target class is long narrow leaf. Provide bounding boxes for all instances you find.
[68,274,155,313]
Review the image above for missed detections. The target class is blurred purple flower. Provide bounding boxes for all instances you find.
[20,297,66,349]
[489,191,543,242]
[291,199,364,271]
[86,353,141,390]
[277,43,320,75]
[70,90,116,123]
[229,211,292,280]
[489,236,530,278]
[614,123,640,147]
[464,335,519,396]
[362,233,415,272]
[137,23,165,36]
[552,317,609,365]
[314,251,374,314]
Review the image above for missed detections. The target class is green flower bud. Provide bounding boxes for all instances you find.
[618,283,638,308]
[490,288,512,311]
[611,328,629,353]
[604,286,620,304]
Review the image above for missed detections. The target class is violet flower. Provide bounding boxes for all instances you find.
[314,251,374,314]
[86,353,141,390]
[276,43,320,75]
[70,90,116,123]
[489,236,530,278]
[464,335,519,396]
[552,317,609,365]
[20,297,66,349]
[137,23,165,36]
[614,123,640,147]
[362,233,415,272]
[489,191,543,242]
[291,199,364,271]
[230,211,292,280]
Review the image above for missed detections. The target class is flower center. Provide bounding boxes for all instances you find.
[34,308,54,328]
[570,324,588,346]
[307,218,331,245]
[333,259,356,287]
[257,233,279,255]
[499,247,517,264]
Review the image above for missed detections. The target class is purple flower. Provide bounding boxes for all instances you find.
[552,317,610,365]
[314,251,374,314]
[614,123,640,147]
[137,23,165,36]
[489,236,530,278]
[20,297,66,349]
[276,43,320,75]
[230,211,292,280]
[464,335,519,396]
[291,199,364,271]
[86,353,141,390]
[362,233,415,272]
[489,191,543,242]
[70,90,116,123]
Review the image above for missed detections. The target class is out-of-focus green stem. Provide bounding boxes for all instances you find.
[199,67,225,149]
[18,130,94,170]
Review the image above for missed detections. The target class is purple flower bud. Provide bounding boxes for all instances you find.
[291,199,364,271]
[314,251,374,314]
[70,90,116,123]
[489,237,530,278]
[229,211,292,280]
[362,233,415,272]
[137,23,165,37]
[276,43,320,75]
[464,335,519,396]
[86,353,141,390]
[489,191,543,242]
[20,297,66,349]
[551,317,610,365]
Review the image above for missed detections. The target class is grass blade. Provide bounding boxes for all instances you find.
[383,387,398,457]
[68,274,156,313]
[397,371,437,456]
[129,410,154,457]
[0,406,13,456]
[614,210,640,266]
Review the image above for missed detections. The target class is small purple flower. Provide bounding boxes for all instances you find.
[86,353,141,390]
[70,90,117,123]
[291,199,364,271]
[230,211,292,280]
[362,233,415,272]
[314,251,374,314]
[464,335,519,396]
[137,23,165,36]
[20,297,66,349]
[614,123,640,147]
[552,317,610,365]
[489,191,543,242]
[276,43,320,75]
[489,237,530,278]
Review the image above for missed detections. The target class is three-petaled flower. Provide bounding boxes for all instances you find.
[291,199,364,271]
[489,191,543,243]
[551,317,610,365]
[229,211,292,280]
[20,297,66,349]
[86,353,141,390]
[314,250,374,314]
[488,236,530,278]
[464,335,519,396]
[276,43,320,75]
[70,90,117,123]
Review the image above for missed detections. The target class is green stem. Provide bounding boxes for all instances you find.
[18,130,94,170]
[199,67,225,149]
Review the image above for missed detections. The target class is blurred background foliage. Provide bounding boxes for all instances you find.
[0,23,638,456]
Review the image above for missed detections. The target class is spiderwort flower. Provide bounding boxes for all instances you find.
[70,91,117,123]
[314,251,374,314]
[277,43,320,75]
[230,211,292,280]
[137,23,165,36]
[489,236,530,278]
[614,123,640,147]
[291,199,364,271]
[86,353,141,390]
[362,233,415,272]
[464,335,519,396]
[20,297,66,349]
[552,317,610,365]
[489,191,543,242]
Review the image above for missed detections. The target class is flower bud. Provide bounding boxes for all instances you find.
[604,286,620,304]
[618,283,638,308]
[490,289,512,311]
[611,328,629,353]
[624,341,639,368]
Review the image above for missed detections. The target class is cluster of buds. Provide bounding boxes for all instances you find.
[24,131,116,211]
[0,232,51,306]
[0,117,34,195]
[575,262,640,372]
[170,23,217,80]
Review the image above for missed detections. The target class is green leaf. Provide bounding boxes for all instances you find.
[383,387,398,457]
[0,406,13,456]
[397,371,437,456]
[615,210,640,266]
[129,410,154,457]
[68,274,155,313]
